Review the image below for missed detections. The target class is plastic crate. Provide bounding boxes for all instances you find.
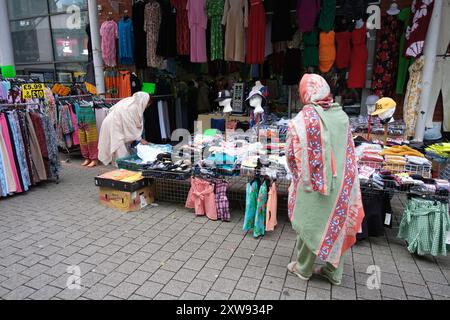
[116,154,146,172]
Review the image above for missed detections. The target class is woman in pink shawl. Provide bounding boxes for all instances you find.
[98,92,151,166]
[286,74,364,285]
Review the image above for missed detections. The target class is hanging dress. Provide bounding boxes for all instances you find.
[207,0,224,61]
[302,31,319,68]
[144,1,165,68]
[246,0,265,64]
[171,0,190,55]
[319,31,336,73]
[347,25,368,89]
[371,13,402,98]
[99,20,118,67]
[222,0,248,63]
[187,0,208,63]
[335,31,351,69]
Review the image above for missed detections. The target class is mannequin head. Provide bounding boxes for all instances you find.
[219,98,233,113]
[249,95,265,114]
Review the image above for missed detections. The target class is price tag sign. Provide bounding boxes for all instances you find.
[140,195,148,209]
[446,231,450,245]
[22,83,45,99]
[384,213,392,226]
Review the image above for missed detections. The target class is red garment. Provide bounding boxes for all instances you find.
[171,0,190,55]
[347,26,368,89]
[404,0,434,58]
[335,31,351,69]
[246,0,266,64]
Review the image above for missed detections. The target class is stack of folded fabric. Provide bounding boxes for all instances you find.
[371,173,385,190]
[394,173,415,186]
[359,165,376,183]
[381,145,425,158]
[425,143,450,158]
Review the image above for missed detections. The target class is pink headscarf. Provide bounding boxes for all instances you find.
[299,74,333,107]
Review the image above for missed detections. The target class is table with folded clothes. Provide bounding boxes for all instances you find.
[425,142,450,180]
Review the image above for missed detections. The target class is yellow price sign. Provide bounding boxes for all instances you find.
[22,83,45,99]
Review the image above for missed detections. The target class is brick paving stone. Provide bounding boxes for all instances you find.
[149,270,175,285]
[180,292,205,300]
[356,284,381,300]
[29,286,62,300]
[280,288,305,300]
[265,265,288,279]
[173,268,198,283]
[255,288,281,300]
[403,282,432,299]
[135,281,164,299]
[420,270,448,284]
[184,258,207,271]
[1,274,31,290]
[332,286,357,300]
[26,274,56,290]
[227,257,249,269]
[83,283,114,300]
[100,272,128,287]
[3,286,35,300]
[205,258,228,271]
[196,267,220,282]
[211,278,237,294]
[109,282,139,299]
[220,266,243,281]
[231,289,256,300]
[186,279,213,296]
[161,279,189,297]
[161,259,185,273]
[205,290,230,300]
[125,270,152,286]
[260,275,285,292]
[306,287,331,300]
[242,265,266,280]
[380,284,407,300]
[427,283,450,298]
[235,277,261,293]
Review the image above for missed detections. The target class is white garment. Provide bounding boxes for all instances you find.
[426,2,450,131]
[157,101,167,140]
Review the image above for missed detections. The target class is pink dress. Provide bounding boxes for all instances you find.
[186,0,207,63]
[0,114,22,193]
[100,20,118,67]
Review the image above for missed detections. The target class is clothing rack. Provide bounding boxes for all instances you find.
[0,102,44,108]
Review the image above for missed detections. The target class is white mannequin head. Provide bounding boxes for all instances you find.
[249,95,265,114]
[219,98,233,113]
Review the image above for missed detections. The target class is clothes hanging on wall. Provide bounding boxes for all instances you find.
[246,0,265,65]
[222,0,248,63]
[100,20,118,67]
[118,71,132,99]
[157,0,177,59]
[171,0,190,55]
[335,31,351,69]
[347,25,368,89]
[318,0,336,32]
[396,7,412,95]
[302,31,319,68]
[403,56,425,137]
[296,0,320,33]
[404,0,435,58]
[207,0,225,61]
[371,13,403,98]
[144,1,165,68]
[132,0,148,68]
[187,0,208,63]
[118,17,135,65]
[272,0,292,42]
[77,104,99,161]
[319,31,336,73]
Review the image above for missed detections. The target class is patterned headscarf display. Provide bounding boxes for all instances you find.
[299,73,334,107]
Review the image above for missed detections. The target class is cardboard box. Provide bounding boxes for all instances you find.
[99,185,155,213]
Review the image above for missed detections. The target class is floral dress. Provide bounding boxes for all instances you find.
[144,2,164,68]
[371,14,402,98]
[207,0,224,61]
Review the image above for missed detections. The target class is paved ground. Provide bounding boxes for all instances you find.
[0,157,449,300]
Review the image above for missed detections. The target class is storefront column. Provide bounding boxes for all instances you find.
[0,0,15,68]
[414,0,444,142]
[87,0,105,95]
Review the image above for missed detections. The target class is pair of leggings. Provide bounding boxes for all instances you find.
[77,106,98,160]
[295,236,345,283]
[185,178,218,220]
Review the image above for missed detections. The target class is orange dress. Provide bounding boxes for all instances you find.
[319,31,336,73]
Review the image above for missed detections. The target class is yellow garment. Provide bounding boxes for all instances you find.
[403,56,425,137]
[380,145,424,158]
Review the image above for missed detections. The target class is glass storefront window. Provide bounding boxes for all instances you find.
[51,11,89,62]
[48,0,87,14]
[7,0,48,19]
[56,62,88,83]
[10,18,53,64]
